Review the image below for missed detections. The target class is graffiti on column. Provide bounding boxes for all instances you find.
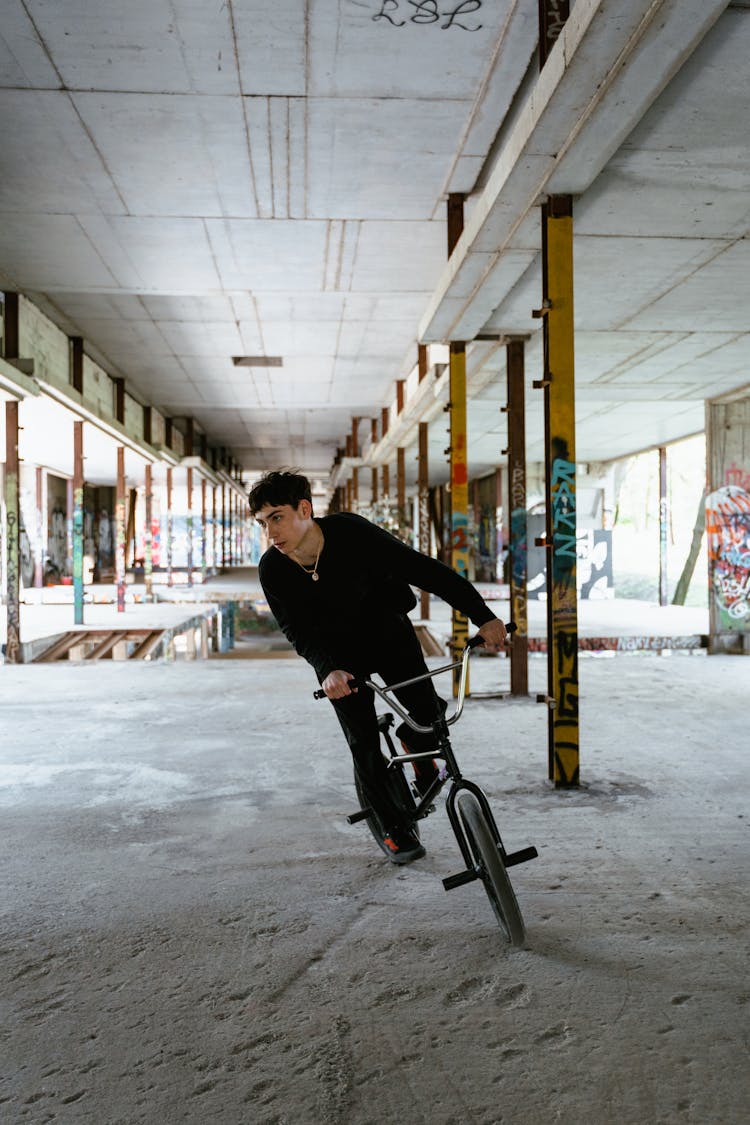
[706,484,750,627]
[550,439,578,781]
[510,461,527,635]
[372,1,483,31]
[73,486,84,623]
[5,478,21,662]
[115,494,126,612]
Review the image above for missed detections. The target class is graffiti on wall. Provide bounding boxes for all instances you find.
[372,1,483,31]
[706,484,750,627]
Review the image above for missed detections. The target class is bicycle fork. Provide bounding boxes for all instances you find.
[443,779,538,893]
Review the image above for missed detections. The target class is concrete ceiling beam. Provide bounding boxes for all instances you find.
[419,0,732,344]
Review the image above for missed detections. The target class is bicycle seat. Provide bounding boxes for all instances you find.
[377,712,395,733]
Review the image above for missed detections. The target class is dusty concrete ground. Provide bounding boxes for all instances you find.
[1,651,748,1124]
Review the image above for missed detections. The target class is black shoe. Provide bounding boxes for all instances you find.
[382,825,426,866]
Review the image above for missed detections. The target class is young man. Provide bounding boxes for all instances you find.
[249,470,508,865]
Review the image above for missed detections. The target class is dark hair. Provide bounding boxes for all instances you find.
[248,470,313,515]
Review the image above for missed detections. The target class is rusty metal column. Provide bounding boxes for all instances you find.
[201,477,207,583]
[397,447,406,533]
[166,467,173,587]
[212,485,218,573]
[371,419,378,506]
[540,195,579,786]
[34,466,44,588]
[506,339,529,694]
[144,463,153,601]
[116,447,126,612]
[186,466,194,587]
[351,418,359,512]
[4,401,21,661]
[220,482,226,568]
[659,446,668,606]
[418,421,430,619]
[73,421,84,625]
[449,342,470,695]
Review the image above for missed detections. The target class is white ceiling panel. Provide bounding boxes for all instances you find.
[207,219,328,291]
[73,93,257,219]
[349,221,445,292]
[307,98,471,220]
[25,0,238,95]
[77,216,223,292]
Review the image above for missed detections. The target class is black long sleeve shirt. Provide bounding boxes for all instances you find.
[258,512,496,682]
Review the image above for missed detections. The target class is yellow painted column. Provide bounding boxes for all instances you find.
[450,342,470,695]
[545,197,579,786]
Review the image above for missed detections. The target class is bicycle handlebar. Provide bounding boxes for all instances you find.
[312,623,517,734]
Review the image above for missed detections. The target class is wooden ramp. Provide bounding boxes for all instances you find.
[33,629,166,663]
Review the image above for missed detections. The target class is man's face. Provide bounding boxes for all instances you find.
[255,501,312,555]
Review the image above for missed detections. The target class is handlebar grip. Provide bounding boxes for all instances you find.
[313,677,365,700]
[468,621,517,648]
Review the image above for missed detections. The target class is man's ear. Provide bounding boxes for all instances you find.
[298,499,312,519]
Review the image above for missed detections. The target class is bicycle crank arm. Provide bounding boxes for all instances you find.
[502,846,538,867]
[442,867,480,891]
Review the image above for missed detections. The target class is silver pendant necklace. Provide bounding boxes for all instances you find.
[297,534,323,581]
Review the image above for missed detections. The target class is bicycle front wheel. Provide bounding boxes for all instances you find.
[455,790,526,947]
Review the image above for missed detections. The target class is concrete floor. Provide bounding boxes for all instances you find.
[1,649,748,1124]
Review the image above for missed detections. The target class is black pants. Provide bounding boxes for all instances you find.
[329,616,444,829]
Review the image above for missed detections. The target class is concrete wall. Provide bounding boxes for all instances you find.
[18,297,69,390]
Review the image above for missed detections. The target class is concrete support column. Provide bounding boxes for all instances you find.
[418,421,430,619]
[706,395,750,653]
[4,401,21,661]
[166,467,173,588]
[506,338,529,695]
[144,463,153,601]
[116,447,126,613]
[72,421,84,625]
[540,195,579,786]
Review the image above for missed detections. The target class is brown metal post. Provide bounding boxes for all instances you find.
[659,446,668,607]
[186,466,194,587]
[212,485,218,572]
[381,407,389,438]
[144,463,153,600]
[34,466,44,588]
[396,381,405,414]
[382,463,390,504]
[539,0,570,67]
[418,422,430,618]
[397,447,406,533]
[418,344,428,383]
[507,339,529,695]
[166,467,173,587]
[201,477,207,582]
[73,422,84,624]
[4,401,21,661]
[447,194,465,256]
[114,378,125,425]
[221,483,226,568]
[70,336,84,394]
[116,447,126,612]
[3,293,19,358]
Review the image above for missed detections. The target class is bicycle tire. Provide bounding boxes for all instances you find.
[353,756,419,858]
[455,790,526,946]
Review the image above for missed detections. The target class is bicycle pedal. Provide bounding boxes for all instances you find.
[347,807,372,825]
[442,868,479,891]
[503,845,538,867]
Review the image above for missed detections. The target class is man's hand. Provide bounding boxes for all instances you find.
[322,669,357,700]
[477,618,509,654]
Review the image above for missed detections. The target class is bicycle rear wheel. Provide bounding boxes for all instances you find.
[455,790,525,946]
[353,756,419,858]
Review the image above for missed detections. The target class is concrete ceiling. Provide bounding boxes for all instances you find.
[0,0,747,488]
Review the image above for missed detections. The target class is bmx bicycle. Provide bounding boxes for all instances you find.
[314,630,537,946]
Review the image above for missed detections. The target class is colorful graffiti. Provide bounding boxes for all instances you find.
[706,484,750,628]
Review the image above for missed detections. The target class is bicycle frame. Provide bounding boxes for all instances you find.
[361,642,520,871]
